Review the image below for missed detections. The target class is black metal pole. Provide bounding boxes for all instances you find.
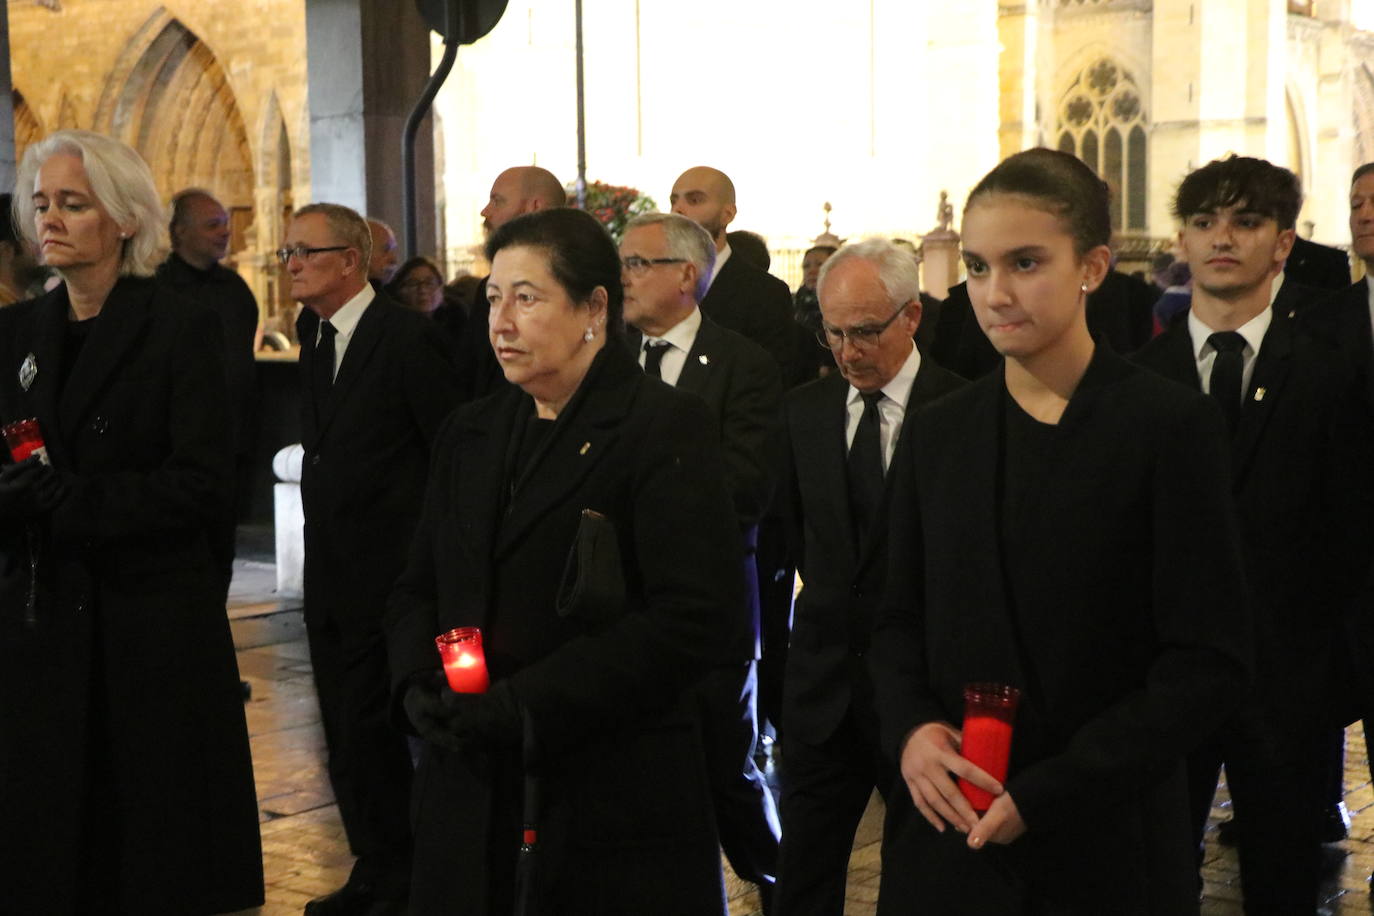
[401,2,462,260]
[574,0,586,209]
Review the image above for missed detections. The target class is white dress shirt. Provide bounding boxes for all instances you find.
[844,342,922,472]
[638,307,702,388]
[316,283,376,380]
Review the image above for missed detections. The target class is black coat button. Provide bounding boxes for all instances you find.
[311,454,321,466]
[91,416,109,435]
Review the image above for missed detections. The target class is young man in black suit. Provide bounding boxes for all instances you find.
[289,203,461,916]
[775,238,964,915]
[620,211,784,910]
[1135,156,1374,913]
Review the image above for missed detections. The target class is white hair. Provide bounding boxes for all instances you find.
[14,130,167,278]
[816,236,922,309]
[624,211,716,303]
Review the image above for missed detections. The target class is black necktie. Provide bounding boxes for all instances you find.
[847,391,885,538]
[1207,331,1245,432]
[314,320,337,414]
[642,339,671,379]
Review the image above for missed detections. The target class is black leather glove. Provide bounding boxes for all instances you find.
[0,457,64,520]
[404,675,522,751]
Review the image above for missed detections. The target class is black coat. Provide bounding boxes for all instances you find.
[629,316,783,656]
[386,343,747,915]
[701,254,802,386]
[1134,287,1374,722]
[297,294,460,633]
[781,357,964,747]
[1286,236,1351,292]
[0,278,262,914]
[869,347,1251,914]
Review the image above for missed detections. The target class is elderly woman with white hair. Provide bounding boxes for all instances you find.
[0,130,263,914]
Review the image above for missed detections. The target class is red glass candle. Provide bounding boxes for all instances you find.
[435,627,490,694]
[2,418,49,466]
[958,682,1021,813]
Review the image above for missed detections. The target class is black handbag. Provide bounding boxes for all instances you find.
[555,508,627,628]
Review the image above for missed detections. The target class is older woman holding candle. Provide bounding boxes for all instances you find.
[0,130,262,914]
[386,206,747,914]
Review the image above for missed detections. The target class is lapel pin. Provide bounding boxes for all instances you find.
[18,353,36,392]
[579,441,591,455]
[1254,387,1266,402]
[698,354,710,365]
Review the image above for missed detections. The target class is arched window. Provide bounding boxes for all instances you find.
[1054,57,1149,232]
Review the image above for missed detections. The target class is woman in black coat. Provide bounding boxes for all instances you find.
[0,131,262,914]
[386,208,747,915]
[868,149,1252,914]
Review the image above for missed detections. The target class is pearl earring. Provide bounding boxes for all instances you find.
[584,328,595,342]
[1080,283,1087,292]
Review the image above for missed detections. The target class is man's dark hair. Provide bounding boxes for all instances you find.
[727,230,770,271]
[1353,162,1374,186]
[1172,155,1302,230]
[486,208,625,339]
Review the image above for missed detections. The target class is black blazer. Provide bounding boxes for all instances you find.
[1286,235,1352,291]
[297,292,460,633]
[1134,285,1374,718]
[0,278,263,914]
[385,343,745,914]
[1306,279,1374,403]
[782,356,964,747]
[700,253,800,385]
[870,347,1250,912]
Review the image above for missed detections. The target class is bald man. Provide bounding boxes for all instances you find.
[365,219,400,290]
[457,166,568,401]
[670,167,797,384]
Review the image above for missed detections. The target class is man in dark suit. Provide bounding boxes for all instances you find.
[1134,156,1374,914]
[775,238,963,915]
[619,211,784,909]
[457,166,567,401]
[288,203,461,916]
[157,189,259,596]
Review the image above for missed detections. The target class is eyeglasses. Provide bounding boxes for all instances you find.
[816,303,909,350]
[275,245,349,265]
[621,256,687,275]
[400,277,443,292]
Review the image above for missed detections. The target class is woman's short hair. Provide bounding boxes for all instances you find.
[965,147,1111,256]
[486,208,624,339]
[815,237,922,310]
[13,129,166,277]
[292,202,373,268]
[624,212,716,303]
[390,256,443,287]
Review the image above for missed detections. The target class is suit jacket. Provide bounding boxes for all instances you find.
[0,278,262,914]
[781,355,965,747]
[701,254,801,386]
[1134,284,1374,721]
[1305,279,1374,404]
[1286,235,1352,292]
[869,347,1250,912]
[933,270,1155,380]
[297,292,460,633]
[385,342,745,914]
[629,316,784,656]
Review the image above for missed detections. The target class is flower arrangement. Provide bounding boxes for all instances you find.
[573,181,658,242]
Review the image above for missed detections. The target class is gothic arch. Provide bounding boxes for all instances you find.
[258,92,295,318]
[94,11,254,213]
[1285,86,1308,188]
[12,88,45,163]
[1053,56,1149,232]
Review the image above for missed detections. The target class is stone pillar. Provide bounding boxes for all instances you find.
[0,1,15,193]
[305,0,437,255]
[920,230,960,299]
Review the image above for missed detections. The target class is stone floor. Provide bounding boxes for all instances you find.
[218,549,1374,915]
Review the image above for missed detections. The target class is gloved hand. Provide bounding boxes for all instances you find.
[404,675,522,751]
[0,456,65,520]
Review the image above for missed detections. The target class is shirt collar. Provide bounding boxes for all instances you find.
[323,282,376,338]
[646,305,702,353]
[1187,300,1273,361]
[845,340,921,409]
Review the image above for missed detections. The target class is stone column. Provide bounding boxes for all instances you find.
[305,0,437,255]
[920,229,960,299]
[0,0,15,193]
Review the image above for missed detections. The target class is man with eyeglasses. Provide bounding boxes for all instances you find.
[365,218,400,289]
[620,211,784,911]
[776,238,963,916]
[284,203,460,916]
